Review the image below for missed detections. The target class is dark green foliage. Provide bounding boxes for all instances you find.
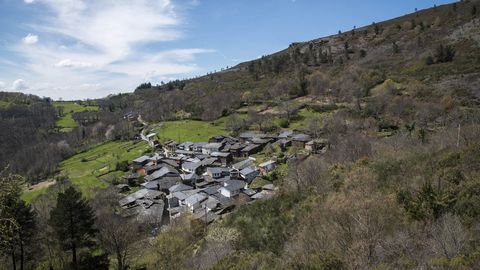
[434,45,456,63]
[359,49,367,58]
[76,251,109,270]
[425,55,434,65]
[135,82,151,90]
[394,144,480,221]
[115,160,129,172]
[309,104,339,113]
[398,181,451,220]
[372,22,380,35]
[49,187,96,266]
[455,181,480,224]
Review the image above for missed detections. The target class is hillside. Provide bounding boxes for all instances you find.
[103,1,480,127]
[2,1,480,269]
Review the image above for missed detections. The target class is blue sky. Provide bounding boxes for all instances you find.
[0,0,455,100]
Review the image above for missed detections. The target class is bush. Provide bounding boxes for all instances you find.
[115,160,130,172]
[224,193,301,254]
[434,45,456,63]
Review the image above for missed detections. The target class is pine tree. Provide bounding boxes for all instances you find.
[49,186,96,268]
[0,169,35,270]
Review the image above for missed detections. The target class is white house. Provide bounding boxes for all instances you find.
[184,193,207,211]
[219,180,246,198]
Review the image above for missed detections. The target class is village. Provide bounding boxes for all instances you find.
[117,129,329,226]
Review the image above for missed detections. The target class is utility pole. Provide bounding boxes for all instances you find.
[457,123,461,148]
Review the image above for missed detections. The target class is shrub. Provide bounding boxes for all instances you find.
[115,160,129,172]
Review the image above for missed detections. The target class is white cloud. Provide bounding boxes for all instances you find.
[22,34,39,45]
[0,81,5,88]
[55,59,93,68]
[10,0,212,99]
[24,0,35,4]
[12,79,29,91]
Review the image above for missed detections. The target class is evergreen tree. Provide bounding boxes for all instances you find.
[0,169,35,270]
[49,187,96,268]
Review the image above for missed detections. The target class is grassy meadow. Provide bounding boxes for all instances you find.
[53,101,99,132]
[22,140,150,203]
[154,120,227,142]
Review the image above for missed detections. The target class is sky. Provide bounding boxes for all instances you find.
[0,0,456,100]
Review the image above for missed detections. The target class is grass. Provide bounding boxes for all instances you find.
[154,120,227,142]
[53,101,99,132]
[0,100,10,109]
[22,140,150,202]
[60,140,150,197]
[21,187,50,203]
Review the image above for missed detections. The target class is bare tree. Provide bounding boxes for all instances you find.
[430,213,469,260]
[96,211,139,270]
[93,188,140,270]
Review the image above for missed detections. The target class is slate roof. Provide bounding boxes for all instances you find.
[181,173,198,181]
[178,141,194,150]
[144,166,179,181]
[240,166,257,176]
[192,142,208,149]
[278,130,294,139]
[119,189,162,207]
[259,160,276,168]
[169,183,193,193]
[232,159,254,170]
[251,138,271,145]
[203,142,223,149]
[171,191,189,201]
[223,179,246,192]
[210,152,231,157]
[182,161,202,171]
[239,131,264,139]
[201,157,218,166]
[133,155,150,163]
[243,188,257,196]
[184,193,207,206]
[175,150,195,155]
[292,133,311,142]
[202,185,220,195]
[160,159,180,168]
[241,144,261,152]
[142,177,179,190]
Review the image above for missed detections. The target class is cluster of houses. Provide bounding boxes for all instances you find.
[117,130,328,224]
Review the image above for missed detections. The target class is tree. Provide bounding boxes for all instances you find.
[94,189,139,270]
[49,186,96,268]
[0,169,35,270]
[434,45,455,63]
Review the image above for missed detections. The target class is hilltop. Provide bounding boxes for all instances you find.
[103,1,480,125]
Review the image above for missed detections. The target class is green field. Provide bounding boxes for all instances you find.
[155,120,227,142]
[53,101,99,132]
[21,186,50,203]
[0,100,10,108]
[22,140,150,202]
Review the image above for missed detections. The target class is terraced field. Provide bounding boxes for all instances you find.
[53,101,99,132]
[22,140,150,202]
